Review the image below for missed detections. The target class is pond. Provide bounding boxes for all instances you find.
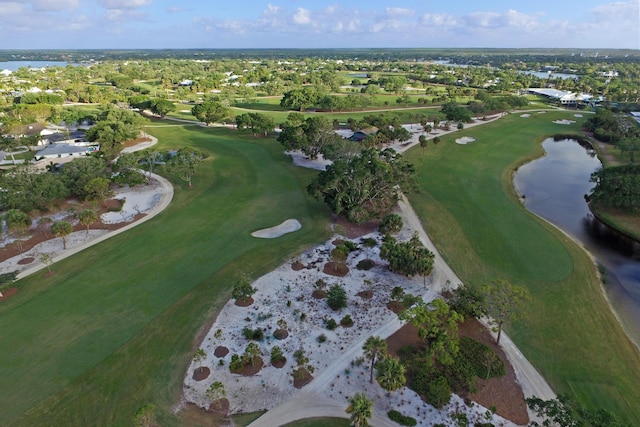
[514,137,640,348]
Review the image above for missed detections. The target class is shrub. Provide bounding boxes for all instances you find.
[314,279,327,290]
[344,240,359,251]
[362,237,377,248]
[294,349,309,366]
[317,334,327,343]
[356,259,375,270]
[458,336,505,379]
[388,410,417,426]
[325,318,338,330]
[425,376,451,409]
[340,314,353,326]
[270,346,285,364]
[327,284,347,310]
[379,213,403,234]
[391,286,405,301]
[242,327,264,341]
[232,277,255,301]
[229,354,243,372]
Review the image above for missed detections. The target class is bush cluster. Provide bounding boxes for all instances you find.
[387,410,417,426]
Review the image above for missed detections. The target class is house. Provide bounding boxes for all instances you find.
[37,142,99,159]
[348,127,378,142]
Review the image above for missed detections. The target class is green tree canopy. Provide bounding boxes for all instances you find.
[590,164,640,211]
[308,148,414,223]
[191,100,231,125]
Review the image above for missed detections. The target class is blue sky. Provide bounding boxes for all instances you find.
[0,1,638,49]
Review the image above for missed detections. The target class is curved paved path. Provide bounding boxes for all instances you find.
[249,112,559,426]
[16,133,173,280]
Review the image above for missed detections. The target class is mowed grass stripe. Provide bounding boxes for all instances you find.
[406,111,640,423]
[1,124,330,426]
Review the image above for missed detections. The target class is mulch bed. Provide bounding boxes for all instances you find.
[323,262,349,277]
[292,367,314,388]
[17,257,35,265]
[457,318,529,425]
[0,196,148,265]
[208,398,230,415]
[291,261,305,271]
[234,297,254,307]
[271,358,286,369]
[312,290,327,299]
[386,301,404,314]
[332,215,380,238]
[273,329,289,340]
[233,358,264,376]
[0,287,18,302]
[385,320,529,426]
[357,290,374,299]
[214,346,229,358]
[192,367,211,381]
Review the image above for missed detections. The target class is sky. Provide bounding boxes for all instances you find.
[0,0,638,50]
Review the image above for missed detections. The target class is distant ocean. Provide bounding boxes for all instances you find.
[0,61,72,71]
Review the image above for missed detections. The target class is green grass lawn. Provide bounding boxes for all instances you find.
[405,111,640,423]
[0,124,331,426]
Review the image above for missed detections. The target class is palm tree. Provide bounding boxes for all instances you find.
[363,336,387,384]
[345,393,372,427]
[78,209,97,234]
[206,381,226,410]
[375,356,406,392]
[419,135,428,159]
[51,220,73,250]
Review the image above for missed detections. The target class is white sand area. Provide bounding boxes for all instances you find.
[520,114,531,118]
[251,219,302,238]
[455,136,476,145]
[553,119,576,125]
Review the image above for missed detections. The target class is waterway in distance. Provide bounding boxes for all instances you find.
[514,137,640,348]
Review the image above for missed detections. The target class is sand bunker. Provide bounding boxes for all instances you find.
[553,119,576,125]
[251,219,301,238]
[520,114,531,118]
[455,136,476,145]
[574,114,583,117]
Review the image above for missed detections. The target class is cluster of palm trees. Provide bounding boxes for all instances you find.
[345,335,407,427]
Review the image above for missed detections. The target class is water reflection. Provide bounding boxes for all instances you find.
[514,138,640,347]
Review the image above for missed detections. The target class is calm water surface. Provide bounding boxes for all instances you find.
[0,61,71,71]
[514,138,640,348]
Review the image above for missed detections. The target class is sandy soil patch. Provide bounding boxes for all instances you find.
[251,219,302,239]
[574,114,583,118]
[455,136,476,145]
[553,119,576,125]
[101,180,165,224]
[183,225,523,426]
[520,114,531,118]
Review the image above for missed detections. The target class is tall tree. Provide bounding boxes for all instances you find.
[165,147,205,187]
[419,135,428,158]
[483,280,530,345]
[363,336,387,384]
[4,209,31,253]
[345,393,373,427]
[376,356,406,392]
[84,177,113,207]
[400,299,463,366]
[308,148,415,223]
[191,100,231,125]
[150,98,176,118]
[51,220,73,250]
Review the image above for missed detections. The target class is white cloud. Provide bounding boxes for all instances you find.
[385,7,412,17]
[590,1,639,21]
[101,0,151,9]
[0,2,24,15]
[292,7,311,25]
[31,0,78,11]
